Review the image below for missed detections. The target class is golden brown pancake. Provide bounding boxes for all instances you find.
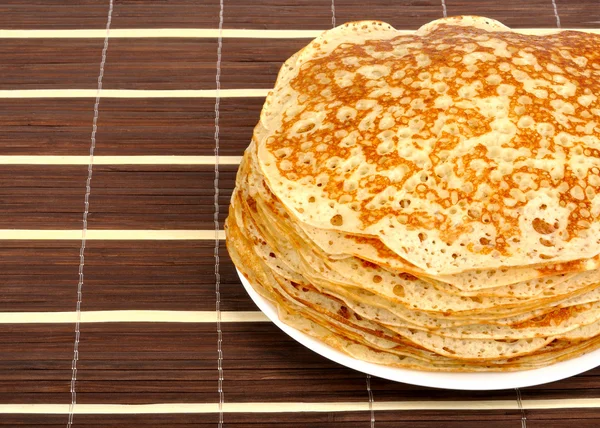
[226,16,600,371]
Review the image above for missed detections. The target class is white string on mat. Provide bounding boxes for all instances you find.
[67,0,114,427]
[366,374,375,428]
[331,0,336,27]
[441,0,448,18]
[515,388,527,428]
[213,0,225,426]
[551,0,562,28]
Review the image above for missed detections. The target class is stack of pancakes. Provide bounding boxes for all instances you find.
[226,16,600,371]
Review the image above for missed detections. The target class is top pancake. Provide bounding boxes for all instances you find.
[256,16,600,275]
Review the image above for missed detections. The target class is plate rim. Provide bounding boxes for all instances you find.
[237,267,600,390]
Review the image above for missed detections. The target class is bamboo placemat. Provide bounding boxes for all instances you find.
[0,0,599,426]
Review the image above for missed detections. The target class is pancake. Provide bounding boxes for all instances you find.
[226,16,600,371]
[257,16,600,275]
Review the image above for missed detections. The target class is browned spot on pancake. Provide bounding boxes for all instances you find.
[337,305,351,319]
[398,272,418,281]
[533,217,555,235]
[514,305,586,328]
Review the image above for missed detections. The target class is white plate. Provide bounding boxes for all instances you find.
[238,268,600,390]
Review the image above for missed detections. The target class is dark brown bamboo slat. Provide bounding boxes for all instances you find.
[0,420,592,428]
[375,367,600,402]
[0,39,103,89]
[521,370,600,400]
[0,324,73,404]
[336,0,445,29]
[526,409,600,421]
[2,0,596,31]
[0,165,88,228]
[0,98,260,156]
[0,241,247,313]
[103,38,307,90]
[0,98,259,157]
[446,0,559,28]
[0,99,97,156]
[0,241,80,312]
[0,1,111,29]
[95,98,219,156]
[113,0,330,30]
[448,0,600,28]
[0,1,222,30]
[0,164,234,230]
[4,409,600,427]
[104,39,216,90]
[556,0,600,28]
[220,38,309,89]
[87,164,236,229]
[15,409,600,428]
[94,97,262,156]
[0,324,215,404]
[83,240,249,312]
[3,411,600,428]
[0,38,302,90]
